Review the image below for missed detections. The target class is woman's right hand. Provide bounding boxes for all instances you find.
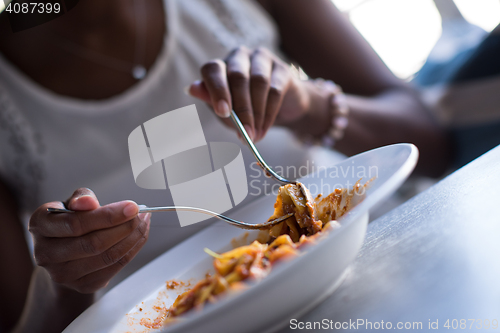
[188,46,314,142]
[28,188,151,294]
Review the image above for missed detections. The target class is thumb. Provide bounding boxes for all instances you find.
[66,188,100,211]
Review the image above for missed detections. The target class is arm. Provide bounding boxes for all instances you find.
[0,147,94,333]
[262,0,451,177]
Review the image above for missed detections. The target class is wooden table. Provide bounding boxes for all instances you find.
[277,145,500,332]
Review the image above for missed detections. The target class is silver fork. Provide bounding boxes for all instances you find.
[230,110,296,185]
[47,207,292,230]
[47,111,297,230]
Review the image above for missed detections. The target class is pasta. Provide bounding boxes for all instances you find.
[161,179,371,324]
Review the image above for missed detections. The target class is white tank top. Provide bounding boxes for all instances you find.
[0,0,344,292]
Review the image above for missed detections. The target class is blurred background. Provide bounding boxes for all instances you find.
[331,0,500,79]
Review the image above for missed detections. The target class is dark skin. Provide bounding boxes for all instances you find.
[0,0,450,331]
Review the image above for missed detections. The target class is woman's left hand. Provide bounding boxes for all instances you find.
[187,46,312,142]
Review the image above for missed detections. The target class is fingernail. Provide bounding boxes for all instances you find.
[256,129,264,142]
[183,85,192,96]
[138,212,151,221]
[123,201,139,218]
[73,194,93,203]
[244,125,254,141]
[217,100,231,118]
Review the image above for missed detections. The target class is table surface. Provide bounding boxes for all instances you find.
[277,145,500,332]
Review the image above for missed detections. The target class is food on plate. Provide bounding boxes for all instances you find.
[149,180,371,326]
[168,230,328,319]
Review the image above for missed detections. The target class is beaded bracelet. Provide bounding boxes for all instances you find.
[299,78,350,147]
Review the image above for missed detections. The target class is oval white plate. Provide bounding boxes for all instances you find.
[63,143,418,333]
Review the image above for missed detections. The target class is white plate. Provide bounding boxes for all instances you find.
[63,143,418,333]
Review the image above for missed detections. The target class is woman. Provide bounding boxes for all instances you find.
[0,0,449,331]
